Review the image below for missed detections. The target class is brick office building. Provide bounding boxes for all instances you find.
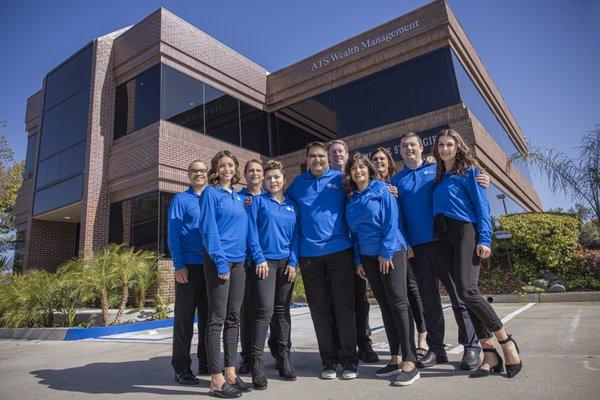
[14,0,541,297]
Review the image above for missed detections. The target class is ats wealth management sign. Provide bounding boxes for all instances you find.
[311,20,421,72]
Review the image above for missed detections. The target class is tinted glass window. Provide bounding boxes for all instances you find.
[295,46,461,138]
[161,65,205,132]
[130,193,159,251]
[204,85,241,146]
[33,174,84,215]
[451,51,532,184]
[24,133,38,180]
[240,103,269,155]
[108,202,123,244]
[135,64,161,131]
[158,192,174,258]
[113,80,136,139]
[44,44,93,112]
[272,115,320,156]
[36,141,86,189]
[488,183,525,218]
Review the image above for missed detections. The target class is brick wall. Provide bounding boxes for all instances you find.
[25,220,78,272]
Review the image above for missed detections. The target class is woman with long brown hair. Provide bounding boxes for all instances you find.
[370,147,433,370]
[199,150,253,398]
[432,129,522,378]
[344,152,420,386]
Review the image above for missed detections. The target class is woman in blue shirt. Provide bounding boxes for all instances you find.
[370,147,432,368]
[246,160,299,389]
[432,129,522,378]
[344,153,420,387]
[199,150,253,398]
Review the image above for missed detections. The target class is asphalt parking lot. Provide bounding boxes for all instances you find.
[1,302,599,400]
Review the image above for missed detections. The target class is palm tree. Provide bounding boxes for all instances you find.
[507,125,600,225]
[130,249,160,309]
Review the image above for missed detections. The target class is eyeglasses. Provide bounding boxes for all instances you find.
[189,169,207,175]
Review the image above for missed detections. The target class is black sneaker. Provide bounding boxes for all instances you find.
[238,358,252,374]
[436,353,449,364]
[174,369,199,385]
[392,367,420,386]
[460,348,481,370]
[252,355,268,390]
[341,364,358,380]
[232,376,253,393]
[375,363,401,378]
[209,382,242,398]
[321,363,337,380]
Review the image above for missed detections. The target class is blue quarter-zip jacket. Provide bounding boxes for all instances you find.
[346,180,407,266]
[432,166,492,247]
[238,187,265,263]
[167,187,204,269]
[199,185,248,275]
[391,163,437,246]
[247,192,299,267]
[286,167,352,257]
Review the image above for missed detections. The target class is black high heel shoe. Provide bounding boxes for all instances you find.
[469,348,503,378]
[499,334,522,378]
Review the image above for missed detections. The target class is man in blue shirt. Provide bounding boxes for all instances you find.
[168,160,209,384]
[328,140,378,364]
[392,133,483,370]
[286,142,358,380]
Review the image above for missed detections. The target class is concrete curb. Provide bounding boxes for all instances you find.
[367,291,600,305]
[0,318,174,341]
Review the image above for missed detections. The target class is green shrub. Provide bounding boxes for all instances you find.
[580,221,600,249]
[495,213,580,281]
[292,269,306,303]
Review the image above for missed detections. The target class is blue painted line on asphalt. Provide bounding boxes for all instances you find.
[63,318,175,341]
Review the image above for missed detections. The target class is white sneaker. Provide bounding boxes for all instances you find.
[321,364,336,380]
[342,366,358,380]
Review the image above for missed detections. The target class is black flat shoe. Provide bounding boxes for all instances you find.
[460,348,481,370]
[416,349,436,368]
[469,348,503,378]
[232,376,253,392]
[174,369,199,385]
[499,334,522,378]
[209,382,242,398]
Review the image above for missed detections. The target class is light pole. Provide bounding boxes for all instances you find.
[496,193,508,215]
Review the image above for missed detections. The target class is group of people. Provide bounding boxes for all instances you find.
[167,128,523,398]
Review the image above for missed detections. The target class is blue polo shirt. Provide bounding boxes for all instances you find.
[167,187,204,269]
[286,167,352,257]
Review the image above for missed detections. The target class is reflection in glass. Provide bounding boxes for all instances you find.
[23,133,38,180]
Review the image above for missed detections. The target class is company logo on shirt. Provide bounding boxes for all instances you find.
[236,196,241,201]
[326,183,339,189]
[286,206,294,212]
[424,169,435,175]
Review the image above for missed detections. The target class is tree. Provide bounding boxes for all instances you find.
[508,125,600,226]
[0,128,25,247]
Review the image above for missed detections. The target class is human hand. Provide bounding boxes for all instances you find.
[256,262,269,279]
[356,265,367,280]
[378,256,394,274]
[407,246,414,259]
[476,245,491,259]
[174,267,189,284]
[218,273,230,281]
[476,172,490,188]
[388,184,398,197]
[285,266,297,282]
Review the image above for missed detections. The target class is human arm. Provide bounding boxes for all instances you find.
[467,168,493,254]
[198,188,230,276]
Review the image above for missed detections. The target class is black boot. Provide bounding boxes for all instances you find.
[252,355,268,390]
[278,349,297,381]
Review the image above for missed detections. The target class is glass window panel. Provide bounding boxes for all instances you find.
[33,174,84,215]
[134,64,161,131]
[108,202,124,245]
[114,80,136,139]
[204,85,240,146]
[161,65,205,132]
[23,133,38,180]
[273,116,316,156]
[240,103,269,155]
[158,192,174,258]
[488,184,525,219]
[451,51,532,183]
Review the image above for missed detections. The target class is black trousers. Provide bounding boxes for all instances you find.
[332,273,372,351]
[251,259,295,356]
[240,264,288,362]
[300,248,358,366]
[412,241,480,355]
[171,264,208,374]
[363,251,416,362]
[406,262,427,334]
[436,216,503,340]
[204,258,246,374]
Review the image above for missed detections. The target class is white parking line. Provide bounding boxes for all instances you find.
[447,302,535,354]
[568,309,582,346]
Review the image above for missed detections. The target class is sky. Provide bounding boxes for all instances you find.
[1,0,598,211]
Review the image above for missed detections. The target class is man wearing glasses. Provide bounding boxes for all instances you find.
[169,160,209,384]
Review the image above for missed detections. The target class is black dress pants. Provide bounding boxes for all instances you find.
[204,258,246,374]
[412,241,480,355]
[300,248,358,366]
[406,262,427,334]
[251,259,295,356]
[171,264,208,374]
[240,265,287,362]
[436,216,503,340]
[362,251,416,362]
